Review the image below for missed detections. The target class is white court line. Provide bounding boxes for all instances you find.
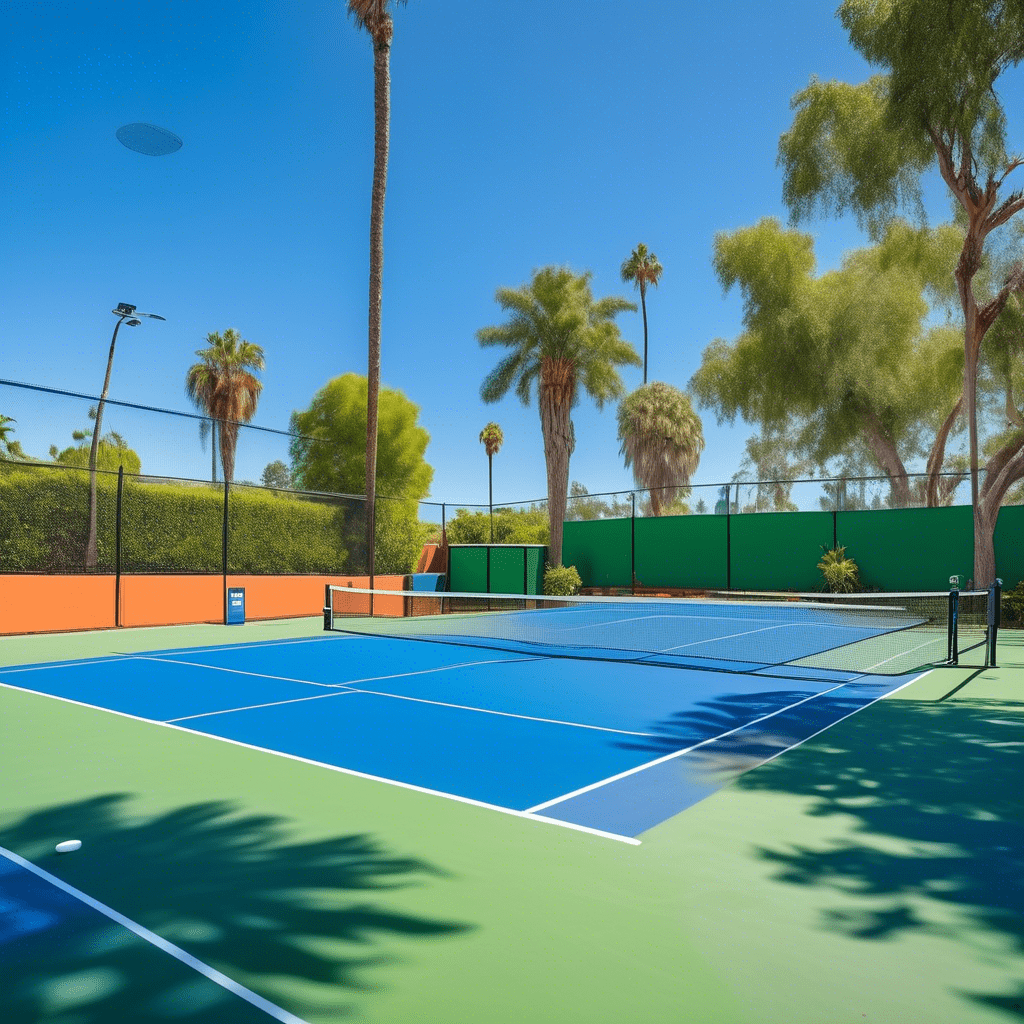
[166,688,359,724]
[0,845,310,1024]
[121,652,529,692]
[123,655,343,688]
[525,682,850,813]
[0,680,639,845]
[344,686,659,737]
[0,656,131,674]
[527,667,935,815]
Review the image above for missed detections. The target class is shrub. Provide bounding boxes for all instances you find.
[818,545,860,593]
[544,564,581,596]
[1002,581,1024,626]
[445,505,549,545]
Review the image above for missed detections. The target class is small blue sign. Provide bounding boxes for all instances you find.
[226,587,245,625]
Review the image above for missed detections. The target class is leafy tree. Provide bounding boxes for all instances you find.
[690,218,965,507]
[617,382,704,517]
[478,266,640,565]
[184,329,265,484]
[620,243,663,383]
[261,460,292,490]
[50,415,141,475]
[776,0,1024,583]
[445,505,548,545]
[289,374,431,500]
[347,0,410,577]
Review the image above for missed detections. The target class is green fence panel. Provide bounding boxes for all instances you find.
[490,545,526,594]
[730,512,835,591]
[525,545,545,594]
[563,519,632,588]
[448,546,488,593]
[837,506,973,592]
[634,515,728,589]
[993,505,1024,590]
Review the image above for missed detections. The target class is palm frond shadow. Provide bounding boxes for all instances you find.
[614,687,875,779]
[1,794,473,1023]
[733,697,1024,1018]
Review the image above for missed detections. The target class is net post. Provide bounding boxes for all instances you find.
[947,576,959,666]
[323,584,332,631]
[988,578,1001,668]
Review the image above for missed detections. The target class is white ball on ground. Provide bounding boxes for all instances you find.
[55,840,82,854]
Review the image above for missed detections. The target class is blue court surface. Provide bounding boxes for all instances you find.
[0,629,927,841]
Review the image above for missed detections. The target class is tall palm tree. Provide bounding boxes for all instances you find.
[620,243,663,384]
[348,0,409,577]
[478,421,504,542]
[479,266,640,566]
[0,414,25,460]
[617,382,704,517]
[184,329,265,483]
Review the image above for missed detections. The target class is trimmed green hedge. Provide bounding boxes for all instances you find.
[0,466,425,575]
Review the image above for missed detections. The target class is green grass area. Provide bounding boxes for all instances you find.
[1,621,1021,1023]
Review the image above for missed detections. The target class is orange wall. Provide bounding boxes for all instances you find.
[0,574,408,635]
[0,575,116,634]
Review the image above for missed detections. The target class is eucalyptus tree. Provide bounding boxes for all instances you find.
[777,0,1024,583]
[184,329,265,483]
[617,382,704,517]
[690,218,966,508]
[347,0,409,577]
[478,266,640,565]
[620,244,663,384]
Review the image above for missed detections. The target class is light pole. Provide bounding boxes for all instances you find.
[85,302,165,569]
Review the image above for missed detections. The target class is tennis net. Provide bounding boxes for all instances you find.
[323,584,998,677]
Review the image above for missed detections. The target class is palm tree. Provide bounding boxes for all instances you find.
[348,0,409,577]
[184,329,265,483]
[198,417,218,482]
[620,243,663,384]
[0,414,25,460]
[478,422,504,542]
[617,382,704,517]
[479,266,640,566]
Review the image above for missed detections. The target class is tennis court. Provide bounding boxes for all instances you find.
[2,589,1021,1023]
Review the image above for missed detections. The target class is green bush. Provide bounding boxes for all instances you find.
[544,564,581,596]
[445,505,549,545]
[818,545,860,593]
[1002,581,1024,626]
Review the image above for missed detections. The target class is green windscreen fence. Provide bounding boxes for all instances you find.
[730,511,834,591]
[563,519,632,588]
[634,516,728,589]
[837,506,973,592]
[562,504,1024,593]
[447,546,488,593]
[446,545,547,594]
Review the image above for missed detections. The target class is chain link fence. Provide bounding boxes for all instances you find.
[0,376,1008,577]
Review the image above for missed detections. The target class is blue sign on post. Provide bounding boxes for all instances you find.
[226,587,245,625]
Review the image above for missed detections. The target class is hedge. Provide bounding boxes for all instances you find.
[0,466,424,575]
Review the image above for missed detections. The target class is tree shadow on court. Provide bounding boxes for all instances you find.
[724,694,1024,1019]
[0,795,473,1023]
[613,685,876,770]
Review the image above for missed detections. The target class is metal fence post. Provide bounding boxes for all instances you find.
[115,465,123,627]
[630,492,636,595]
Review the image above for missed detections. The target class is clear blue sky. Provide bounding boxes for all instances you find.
[1,1,985,506]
